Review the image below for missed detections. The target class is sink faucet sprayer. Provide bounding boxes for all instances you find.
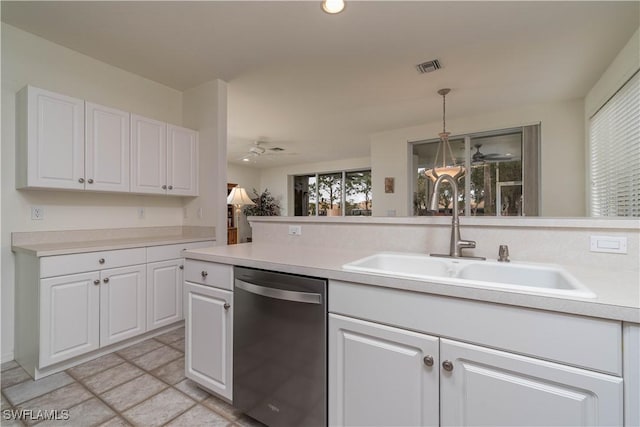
[427,172,485,260]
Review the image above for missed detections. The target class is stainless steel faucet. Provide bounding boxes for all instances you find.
[428,173,484,259]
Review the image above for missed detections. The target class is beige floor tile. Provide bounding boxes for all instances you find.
[165,404,230,427]
[16,383,92,419]
[122,388,195,427]
[153,328,184,345]
[116,339,164,361]
[173,379,210,402]
[99,374,167,412]
[1,361,19,372]
[2,367,33,389]
[3,372,75,406]
[168,339,185,352]
[2,393,11,410]
[202,395,243,420]
[81,363,144,395]
[150,358,185,385]
[98,416,131,427]
[0,418,25,427]
[130,346,182,371]
[67,353,124,380]
[35,397,115,427]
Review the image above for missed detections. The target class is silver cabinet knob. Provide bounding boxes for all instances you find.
[423,355,434,367]
[201,271,208,278]
[103,277,110,283]
[93,279,100,285]
[442,360,454,372]
[162,185,167,190]
[223,303,230,310]
[78,178,85,183]
[179,265,184,270]
[168,185,173,190]
[99,258,105,264]
[87,178,94,184]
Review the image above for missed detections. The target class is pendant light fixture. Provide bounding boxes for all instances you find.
[425,88,465,181]
[322,0,345,14]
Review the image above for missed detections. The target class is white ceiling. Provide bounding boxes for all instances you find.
[3,1,638,168]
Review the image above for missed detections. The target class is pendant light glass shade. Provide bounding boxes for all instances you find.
[425,88,465,181]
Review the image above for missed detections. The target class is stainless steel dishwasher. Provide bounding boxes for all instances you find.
[233,266,327,427]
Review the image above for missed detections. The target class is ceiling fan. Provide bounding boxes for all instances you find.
[471,144,513,164]
[241,141,295,162]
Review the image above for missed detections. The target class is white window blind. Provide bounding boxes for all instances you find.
[589,70,640,217]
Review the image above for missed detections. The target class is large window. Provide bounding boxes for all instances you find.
[412,126,539,217]
[589,70,639,217]
[294,170,372,216]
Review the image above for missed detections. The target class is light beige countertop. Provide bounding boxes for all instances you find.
[184,242,640,324]
[12,226,215,257]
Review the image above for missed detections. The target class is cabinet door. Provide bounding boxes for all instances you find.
[100,265,146,346]
[131,114,167,194]
[184,282,233,400]
[147,259,183,331]
[20,86,85,190]
[40,272,100,367]
[329,314,439,427]
[85,102,130,192]
[167,125,198,196]
[440,338,623,427]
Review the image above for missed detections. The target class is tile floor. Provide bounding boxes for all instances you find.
[1,328,264,427]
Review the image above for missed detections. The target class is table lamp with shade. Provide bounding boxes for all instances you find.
[226,187,255,243]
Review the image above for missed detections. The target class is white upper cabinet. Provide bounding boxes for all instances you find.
[131,114,167,195]
[131,117,199,196]
[167,125,198,196]
[17,86,85,190]
[85,102,130,192]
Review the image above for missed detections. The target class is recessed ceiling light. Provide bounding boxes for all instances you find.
[242,157,250,162]
[322,0,345,14]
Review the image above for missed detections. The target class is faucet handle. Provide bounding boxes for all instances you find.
[498,245,510,262]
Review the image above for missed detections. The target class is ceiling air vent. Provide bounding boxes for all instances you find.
[416,59,441,74]
[269,147,285,152]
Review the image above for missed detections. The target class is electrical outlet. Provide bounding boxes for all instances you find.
[137,207,145,219]
[31,206,44,220]
[288,225,302,236]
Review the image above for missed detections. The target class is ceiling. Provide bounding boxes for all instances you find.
[3,1,638,169]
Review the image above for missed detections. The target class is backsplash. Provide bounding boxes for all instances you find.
[249,217,640,271]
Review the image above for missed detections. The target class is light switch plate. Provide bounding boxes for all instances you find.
[590,235,627,254]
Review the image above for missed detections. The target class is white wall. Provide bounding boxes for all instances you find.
[1,25,186,361]
[182,79,228,245]
[258,156,371,216]
[228,164,261,242]
[371,98,585,217]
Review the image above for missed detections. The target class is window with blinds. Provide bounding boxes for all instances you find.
[589,70,640,217]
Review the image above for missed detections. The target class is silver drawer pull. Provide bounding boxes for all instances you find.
[179,265,184,270]
[103,277,110,284]
[201,271,208,278]
[223,303,230,310]
[87,178,94,184]
[93,279,100,285]
[162,185,167,190]
[78,178,85,183]
[168,185,173,190]
[442,360,454,372]
[98,258,105,264]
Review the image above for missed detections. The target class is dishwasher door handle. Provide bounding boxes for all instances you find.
[235,279,322,304]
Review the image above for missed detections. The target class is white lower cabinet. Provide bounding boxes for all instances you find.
[99,265,146,347]
[329,314,439,427]
[147,259,184,330]
[184,281,233,400]
[440,339,623,427]
[40,272,100,367]
[330,314,624,427]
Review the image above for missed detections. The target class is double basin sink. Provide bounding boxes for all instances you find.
[343,252,595,298]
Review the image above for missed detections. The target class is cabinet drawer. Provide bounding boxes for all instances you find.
[40,248,146,278]
[147,241,214,263]
[184,260,232,290]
